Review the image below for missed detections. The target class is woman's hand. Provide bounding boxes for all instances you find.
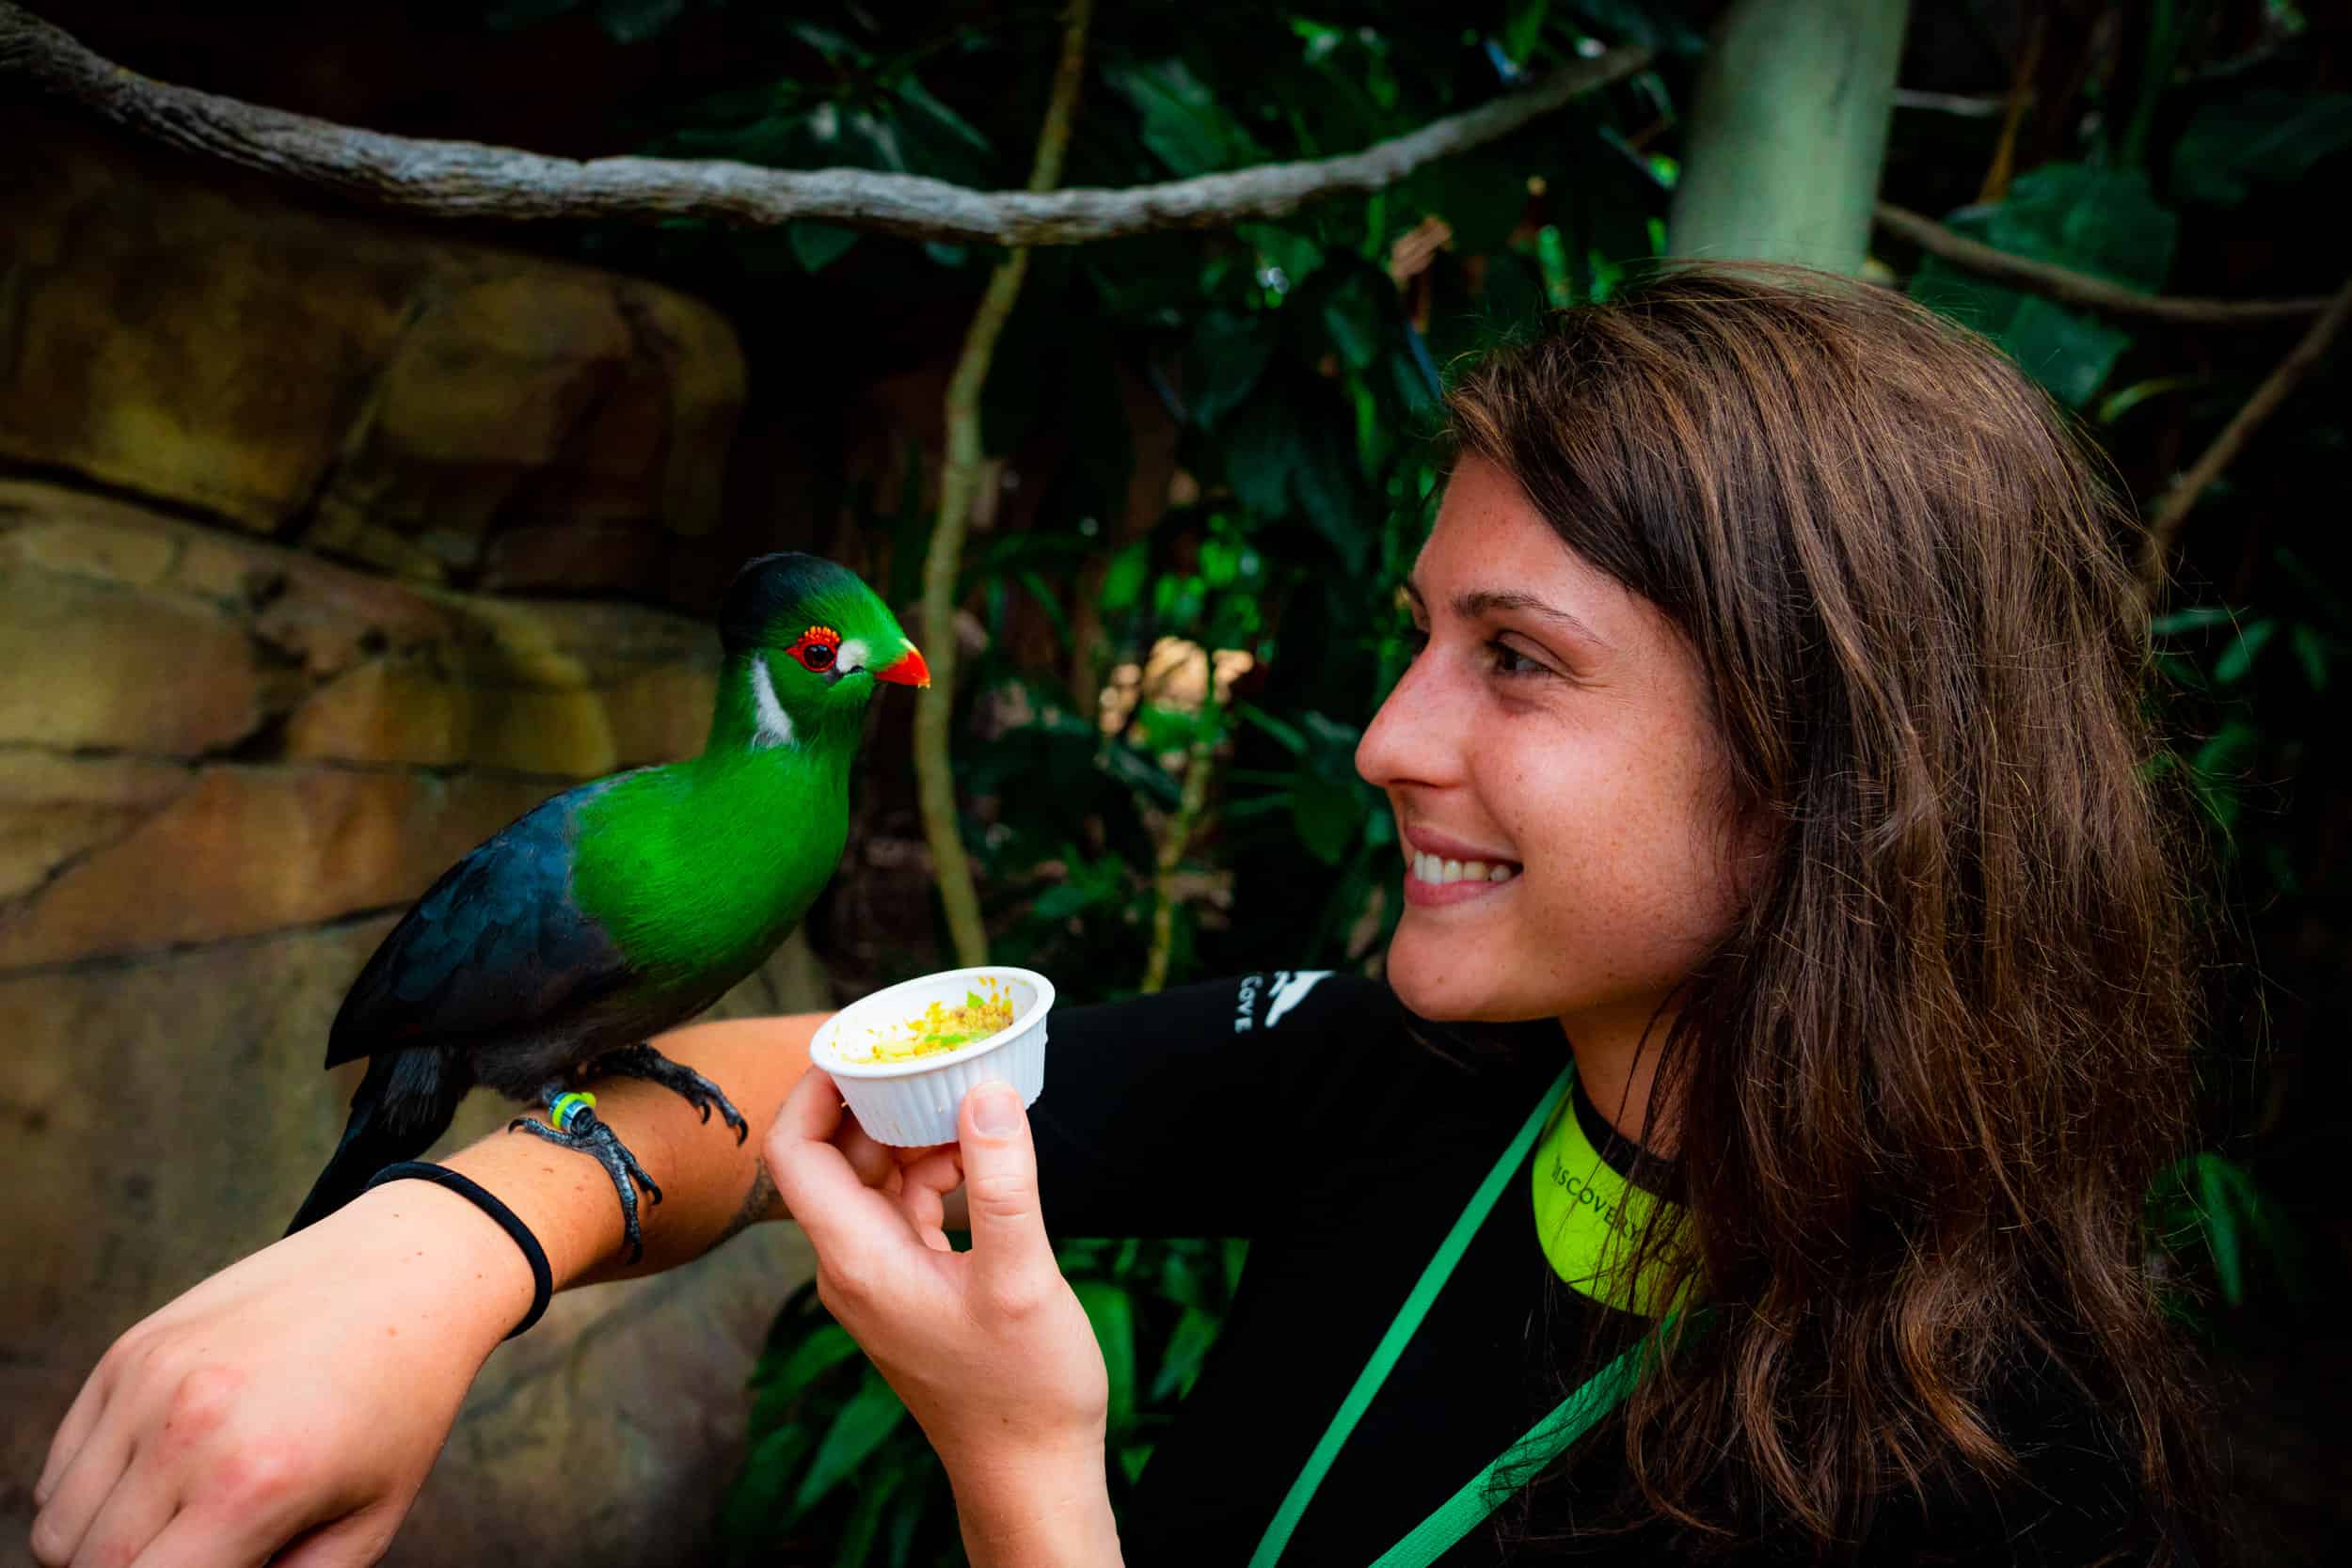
[766,1070,1121,1568]
[28,1180,531,1568]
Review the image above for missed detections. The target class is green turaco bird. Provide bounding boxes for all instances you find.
[286,553,928,1258]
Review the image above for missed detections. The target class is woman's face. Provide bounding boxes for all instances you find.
[1355,457,1750,1035]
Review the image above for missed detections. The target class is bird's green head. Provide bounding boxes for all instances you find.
[708,553,928,755]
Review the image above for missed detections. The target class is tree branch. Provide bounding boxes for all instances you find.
[2137,275,2352,601]
[0,2,1649,245]
[914,0,1094,971]
[1874,201,2337,325]
[1140,710,1219,997]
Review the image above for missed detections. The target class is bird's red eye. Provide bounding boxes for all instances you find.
[789,626,842,672]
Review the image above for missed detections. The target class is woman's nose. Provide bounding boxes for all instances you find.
[1355,651,1463,792]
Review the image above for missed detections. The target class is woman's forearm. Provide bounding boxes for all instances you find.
[437,1011,829,1291]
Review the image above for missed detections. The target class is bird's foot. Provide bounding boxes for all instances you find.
[507,1091,663,1264]
[593,1042,752,1146]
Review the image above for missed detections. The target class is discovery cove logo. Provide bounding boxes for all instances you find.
[1233,970,1330,1033]
[1547,1148,1640,1243]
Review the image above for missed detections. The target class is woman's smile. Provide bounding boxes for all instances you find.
[1401,824,1522,906]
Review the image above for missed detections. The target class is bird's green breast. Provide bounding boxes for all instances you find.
[567,744,849,984]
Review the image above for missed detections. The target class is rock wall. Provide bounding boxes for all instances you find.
[2,118,832,1566]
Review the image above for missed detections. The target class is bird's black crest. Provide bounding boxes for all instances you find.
[718,552,867,655]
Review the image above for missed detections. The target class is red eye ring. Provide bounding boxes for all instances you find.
[787,625,843,673]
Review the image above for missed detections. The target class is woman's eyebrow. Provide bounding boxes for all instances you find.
[1402,576,1613,653]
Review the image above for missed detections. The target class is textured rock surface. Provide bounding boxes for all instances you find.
[0,113,744,591]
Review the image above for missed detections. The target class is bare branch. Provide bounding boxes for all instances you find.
[2137,276,2352,601]
[0,2,1649,245]
[1875,201,2336,326]
[914,0,1096,970]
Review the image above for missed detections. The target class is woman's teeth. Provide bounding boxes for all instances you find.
[1411,851,1518,885]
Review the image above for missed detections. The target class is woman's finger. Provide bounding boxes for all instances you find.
[66,1462,176,1568]
[831,1119,900,1192]
[34,1368,108,1507]
[765,1069,924,1272]
[25,1417,131,1565]
[955,1082,1060,1309]
[241,1502,398,1568]
[894,1148,965,1250]
[121,1500,276,1568]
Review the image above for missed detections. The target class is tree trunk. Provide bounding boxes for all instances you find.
[1669,0,1910,275]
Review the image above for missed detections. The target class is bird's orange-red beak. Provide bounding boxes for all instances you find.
[876,642,931,689]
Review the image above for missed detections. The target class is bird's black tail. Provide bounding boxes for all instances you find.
[286,1048,468,1235]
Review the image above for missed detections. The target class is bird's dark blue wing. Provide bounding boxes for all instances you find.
[326,783,631,1068]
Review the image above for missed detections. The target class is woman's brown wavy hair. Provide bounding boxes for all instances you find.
[1445,263,2213,1559]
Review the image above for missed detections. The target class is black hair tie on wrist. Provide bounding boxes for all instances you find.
[363,1161,554,1338]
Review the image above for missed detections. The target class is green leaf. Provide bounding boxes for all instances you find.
[1909,163,2177,407]
[1189,311,1278,430]
[1104,60,1263,176]
[2213,618,2276,684]
[1222,1236,1250,1296]
[896,76,994,160]
[1224,392,1300,517]
[1291,775,1365,865]
[832,1464,907,1568]
[1502,0,1550,65]
[1239,704,1308,755]
[2291,624,2330,690]
[1401,151,1530,258]
[719,1425,815,1562]
[1073,1280,1138,1430]
[2150,605,2238,636]
[1120,1442,1156,1485]
[789,222,862,273]
[2096,374,2200,426]
[1318,266,1391,372]
[1101,543,1151,613]
[788,1368,910,1524]
[1151,1306,1225,1403]
[755,1323,863,1407]
[2172,90,2352,207]
[1293,408,1373,574]
[1999,295,2133,410]
[595,0,685,43]
[2194,1155,2246,1307]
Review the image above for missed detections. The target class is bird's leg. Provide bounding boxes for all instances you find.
[589,1042,752,1146]
[508,1085,664,1264]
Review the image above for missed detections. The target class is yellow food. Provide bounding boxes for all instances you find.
[853,977,1016,1063]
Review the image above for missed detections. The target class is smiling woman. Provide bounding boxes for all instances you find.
[1392,263,2215,1560]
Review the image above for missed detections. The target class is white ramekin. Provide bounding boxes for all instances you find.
[807,966,1055,1147]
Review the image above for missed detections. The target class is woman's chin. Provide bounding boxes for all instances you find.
[1382,928,1531,1023]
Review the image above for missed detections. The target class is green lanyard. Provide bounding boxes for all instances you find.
[1248,1065,1666,1568]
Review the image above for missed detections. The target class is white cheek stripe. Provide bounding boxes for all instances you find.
[837,637,869,674]
[749,657,795,748]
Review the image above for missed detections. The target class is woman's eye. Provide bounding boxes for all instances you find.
[1486,640,1548,678]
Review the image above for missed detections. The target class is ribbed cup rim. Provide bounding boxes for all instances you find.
[810,965,1056,1080]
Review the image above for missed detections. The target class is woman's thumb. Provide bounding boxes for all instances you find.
[958,1081,1054,1299]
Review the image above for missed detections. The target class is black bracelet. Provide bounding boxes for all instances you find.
[363,1162,554,1339]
